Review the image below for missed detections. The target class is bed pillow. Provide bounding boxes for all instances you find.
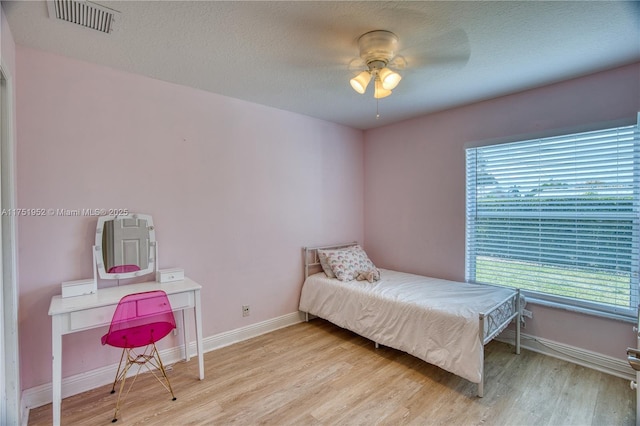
[318,247,358,278]
[326,245,377,282]
[317,249,343,278]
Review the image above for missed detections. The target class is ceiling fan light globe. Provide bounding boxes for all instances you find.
[374,79,392,99]
[350,71,371,94]
[379,68,402,90]
[374,89,392,99]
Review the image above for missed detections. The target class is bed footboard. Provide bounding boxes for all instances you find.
[477,288,521,397]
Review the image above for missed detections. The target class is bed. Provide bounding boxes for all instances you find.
[298,242,522,397]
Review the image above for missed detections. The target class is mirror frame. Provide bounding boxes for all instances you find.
[94,213,156,280]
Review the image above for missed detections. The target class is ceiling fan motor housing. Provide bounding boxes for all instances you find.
[358,30,399,66]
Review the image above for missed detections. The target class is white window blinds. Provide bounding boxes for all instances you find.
[465,122,640,318]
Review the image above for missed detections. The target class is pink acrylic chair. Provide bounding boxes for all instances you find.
[101,290,177,422]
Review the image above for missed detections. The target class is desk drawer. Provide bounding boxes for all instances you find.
[67,292,193,332]
[168,292,193,310]
[69,305,115,331]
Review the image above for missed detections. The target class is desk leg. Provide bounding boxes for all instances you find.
[194,289,204,380]
[182,309,190,362]
[51,316,63,426]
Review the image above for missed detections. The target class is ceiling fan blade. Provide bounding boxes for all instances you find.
[240,2,472,83]
[388,55,407,70]
[399,28,471,70]
[347,58,367,73]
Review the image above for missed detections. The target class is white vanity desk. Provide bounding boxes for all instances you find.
[48,278,204,426]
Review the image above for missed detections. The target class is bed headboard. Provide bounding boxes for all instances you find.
[303,242,358,279]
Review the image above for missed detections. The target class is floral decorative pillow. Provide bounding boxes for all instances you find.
[326,245,377,282]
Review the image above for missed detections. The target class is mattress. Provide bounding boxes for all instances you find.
[299,268,517,383]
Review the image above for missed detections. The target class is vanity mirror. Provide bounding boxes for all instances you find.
[94,213,156,280]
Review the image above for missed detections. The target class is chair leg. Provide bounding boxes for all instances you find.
[150,342,176,401]
[109,345,177,422]
[111,349,136,423]
[110,348,127,394]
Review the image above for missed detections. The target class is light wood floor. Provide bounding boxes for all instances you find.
[29,318,635,425]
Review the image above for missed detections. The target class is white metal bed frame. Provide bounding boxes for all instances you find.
[301,242,521,397]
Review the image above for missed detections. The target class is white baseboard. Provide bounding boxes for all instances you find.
[498,329,635,381]
[21,311,305,419]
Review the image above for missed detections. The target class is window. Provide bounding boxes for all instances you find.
[465,120,640,319]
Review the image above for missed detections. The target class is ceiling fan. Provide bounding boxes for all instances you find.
[349,30,404,99]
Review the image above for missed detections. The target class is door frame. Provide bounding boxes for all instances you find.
[0,59,20,425]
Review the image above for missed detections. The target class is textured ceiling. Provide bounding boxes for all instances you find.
[3,1,640,129]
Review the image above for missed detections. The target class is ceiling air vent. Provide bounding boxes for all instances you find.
[47,0,120,34]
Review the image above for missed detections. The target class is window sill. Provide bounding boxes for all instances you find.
[524,294,637,324]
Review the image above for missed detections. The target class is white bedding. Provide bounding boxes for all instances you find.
[298,268,517,383]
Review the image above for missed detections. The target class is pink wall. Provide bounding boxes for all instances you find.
[363,62,640,359]
[16,46,364,390]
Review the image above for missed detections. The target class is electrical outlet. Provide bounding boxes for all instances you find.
[242,305,250,317]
